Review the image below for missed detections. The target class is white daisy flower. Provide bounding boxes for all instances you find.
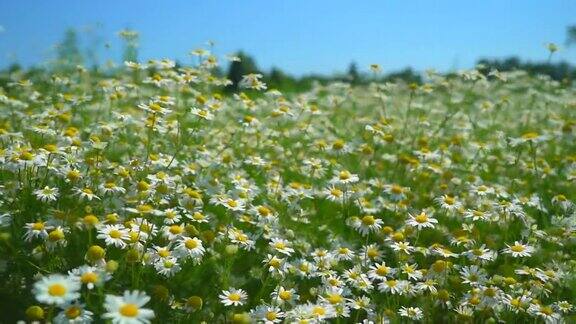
[331,170,359,185]
[219,288,248,307]
[399,306,423,320]
[53,302,94,324]
[502,241,535,258]
[97,224,129,248]
[350,215,383,236]
[34,186,59,202]
[269,238,295,256]
[174,237,205,260]
[250,305,285,323]
[24,221,52,241]
[33,274,81,305]
[103,290,155,324]
[406,211,438,229]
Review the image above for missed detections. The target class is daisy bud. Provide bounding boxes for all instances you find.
[225,244,238,255]
[186,296,203,311]
[232,313,250,324]
[185,224,199,236]
[106,260,119,273]
[26,305,44,320]
[86,245,106,262]
[126,249,140,263]
[201,230,215,243]
[152,284,169,302]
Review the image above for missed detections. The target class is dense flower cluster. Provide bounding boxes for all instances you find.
[0,51,575,323]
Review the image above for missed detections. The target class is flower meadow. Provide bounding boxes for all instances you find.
[0,53,575,324]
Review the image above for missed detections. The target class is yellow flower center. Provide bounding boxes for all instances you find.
[266,312,277,320]
[327,293,343,304]
[330,188,343,197]
[279,291,291,300]
[32,222,45,231]
[48,283,67,296]
[391,185,403,194]
[257,206,271,216]
[81,272,98,284]
[109,230,122,239]
[169,225,183,234]
[119,303,139,317]
[332,140,345,150]
[484,288,496,297]
[376,266,389,276]
[312,306,326,316]
[521,132,539,140]
[415,213,429,223]
[540,306,553,316]
[228,293,241,302]
[65,306,81,319]
[361,215,375,226]
[510,245,525,252]
[48,229,65,242]
[339,171,350,180]
[185,239,198,249]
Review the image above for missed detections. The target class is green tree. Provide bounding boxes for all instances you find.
[56,28,83,70]
[118,29,139,63]
[567,25,576,47]
[347,61,360,85]
[225,51,259,92]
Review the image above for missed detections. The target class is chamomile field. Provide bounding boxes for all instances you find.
[0,54,575,324]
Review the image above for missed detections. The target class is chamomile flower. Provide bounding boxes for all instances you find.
[269,238,295,256]
[174,237,205,260]
[103,290,155,324]
[154,257,181,277]
[406,211,438,229]
[24,221,52,241]
[436,195,462,212]
[70,265,110,290]
[34,186,59,202]
[399,306,423,320]
[350,215,383,236]
[53,302,94,324]
[33,274,81,305]
[250,305,285,323]
[219,288,248,307]
[75,187,100,201]
[378,279,406,295]
[97,224,129,248]
[271,286,299,305]
[331,170,359,185]
[368,262,396,281]
[503,241,535,258]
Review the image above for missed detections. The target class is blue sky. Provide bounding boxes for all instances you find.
[0,1,575,75]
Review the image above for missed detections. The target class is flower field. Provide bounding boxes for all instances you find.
[0,56,575,323]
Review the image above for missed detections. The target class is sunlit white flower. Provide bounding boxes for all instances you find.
[503,241,535,258]
[103,290,155,324]
[219,288,247,306]
[399,306,423,320]
[33,274,81,305]
[34,186,59,202]
[406,211,438,229]
[97,224,129,248]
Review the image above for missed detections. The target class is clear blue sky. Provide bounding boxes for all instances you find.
[1,1,575,75]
